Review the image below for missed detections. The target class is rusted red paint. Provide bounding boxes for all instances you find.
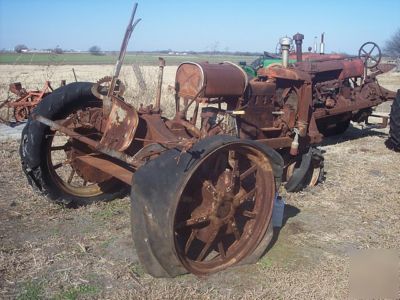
[258,65,311,81]
[0,81,55,123]
[176,62,247,99]
[27,24,398,278]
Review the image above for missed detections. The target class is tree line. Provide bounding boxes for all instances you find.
[11,29,400,57]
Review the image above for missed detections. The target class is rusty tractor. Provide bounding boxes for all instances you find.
[19,4,398,277]
[0,81,65,124]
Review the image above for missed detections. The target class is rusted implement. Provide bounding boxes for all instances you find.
[19,3,398,278]
[0,81,66,123]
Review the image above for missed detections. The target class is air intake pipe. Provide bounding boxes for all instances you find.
[279,36,292,68]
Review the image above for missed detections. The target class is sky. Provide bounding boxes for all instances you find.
[0,0,399,54]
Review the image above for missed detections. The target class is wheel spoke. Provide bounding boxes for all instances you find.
[50,145,66,151]
[218,242,226,259]
[229,218,241,240]
[228,150,237,170]
[228,151,239,189]
[53,161,67,170]
[368,45,376,56]
[240,165,257,180]
[242,210,257,219]
[213,152,227,180]
[185,229,198,255]
[196,226,220,261]
[204,180,218,199]
[67,169,75,183]
[233,187,256,206]
[361,48,368,55]
[176,215,209,229]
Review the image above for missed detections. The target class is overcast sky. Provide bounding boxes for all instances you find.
[0,0,399,54]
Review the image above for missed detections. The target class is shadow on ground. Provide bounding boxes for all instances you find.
[264,204,301,255]
[318,123,387,147]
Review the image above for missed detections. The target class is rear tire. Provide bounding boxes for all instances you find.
[131,136,283,277]
[20,82,128,206]
[386,90,400,151]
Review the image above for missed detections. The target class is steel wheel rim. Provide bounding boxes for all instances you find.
[46,132,108,197]
[45,106,116,198]
[173,143,275,275]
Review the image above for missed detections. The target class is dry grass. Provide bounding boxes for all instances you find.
[1,121,400,299]
[0,64,399,299]
[1,63,399,121]
[0,64,178,121]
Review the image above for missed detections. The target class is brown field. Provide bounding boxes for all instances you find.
[0,64,399,299]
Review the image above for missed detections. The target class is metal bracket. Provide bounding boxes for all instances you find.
[366,114,389,129]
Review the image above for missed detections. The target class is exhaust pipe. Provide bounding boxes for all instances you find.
[313,36,318,53]
[293,33,304,62]
[320,32,325,54]
[280,36,292,68]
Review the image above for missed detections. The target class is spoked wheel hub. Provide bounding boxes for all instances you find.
[20,82,128,206]
[46,106,119,199]
[131,136,283,277]
[174,145,274,275]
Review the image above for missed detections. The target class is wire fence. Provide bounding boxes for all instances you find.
[0,64,178,121]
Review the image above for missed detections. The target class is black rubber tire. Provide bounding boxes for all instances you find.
[19,82,128,206]
[317,119,350,137]
[131,135,283,277]
[386,89,400,151]
[285,147,325,193]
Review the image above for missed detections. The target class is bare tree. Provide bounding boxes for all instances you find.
[53,46,63,54]
[14,44,28,53]
[89,45,103,55]
[384,29,400,57]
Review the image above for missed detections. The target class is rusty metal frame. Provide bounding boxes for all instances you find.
[0,81,54,123]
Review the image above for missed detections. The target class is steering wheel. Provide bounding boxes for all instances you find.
[358,42,381,69]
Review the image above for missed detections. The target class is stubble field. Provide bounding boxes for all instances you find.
[0,63,399,299]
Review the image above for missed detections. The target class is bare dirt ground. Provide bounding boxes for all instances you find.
[0,65,399,299]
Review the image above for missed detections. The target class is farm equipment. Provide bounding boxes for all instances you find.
[19,3,398,277]
[0,81,64,123]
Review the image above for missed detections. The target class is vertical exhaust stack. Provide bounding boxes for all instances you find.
[280,36,292,68]
[320,32,325,54]
[293,33,304,62]
[313,36,318,53]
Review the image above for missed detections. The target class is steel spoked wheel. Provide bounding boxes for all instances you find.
[20,82,128,206]
[14,106,29,122]
[46,119,114,198]
[131,136,281,277]
[174,144,275,275]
